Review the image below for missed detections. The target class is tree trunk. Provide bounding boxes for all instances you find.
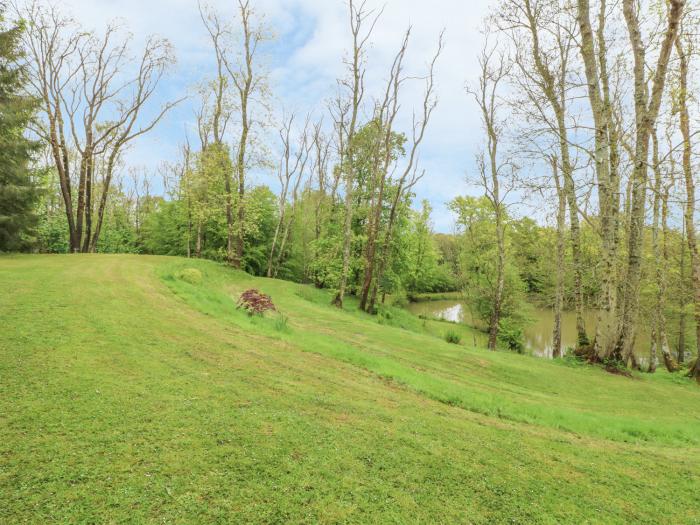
[332,0,371,308]
[649,138,661,373]
[676,29,700,380]
[576,0,618,359]
[489,204,506,351]
[359,164,386,312]
[235,127,247,270]
[89,149,120,253]
[333,176,354,308]
[195,222,202,258]
[225,170,234,265]
[678,217,686,364]
[652,133,678,372]
[616,0,684,363]
[75,153,87,253]
[47,106,79,252]
[267,199,286,278]
[186,182,193,259]
[81,150,94,253]
[359,212,379,311]
[553,157,566,359]
[522,0,588,348]
[231,0,256,270]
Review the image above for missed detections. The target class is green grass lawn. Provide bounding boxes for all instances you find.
[1,254,699,524]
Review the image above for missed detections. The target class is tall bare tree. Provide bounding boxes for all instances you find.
[575,0,623,359]
[615,0,684,363]
[199,3,236,263]
[19,1,177,253]
[268,114,310,278]
[674,15,700,380]
[363,30,443,314]
[332,0,380,308]
[468,36,512,351]
[221,0,268,269]
[358,29,409,312]
[501,0,589,348]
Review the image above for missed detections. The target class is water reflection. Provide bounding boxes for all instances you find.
[406,299,653,359]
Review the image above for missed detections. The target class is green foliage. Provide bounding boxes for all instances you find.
[138,179,277,275]
[390,292,409,308]
[94,192,140,254]
[141,200,189,256]
[449,195,528,334]
[306,221,344,287]
[497,317,525,353]
[176,268,203,285]
[509,217,549,296]
[36,202,69,253]
[241,185,277,275]
[403,200,458,293]
[0,14,40,251]
[444,329,462,344]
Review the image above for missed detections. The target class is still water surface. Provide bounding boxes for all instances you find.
[406,299,652,358]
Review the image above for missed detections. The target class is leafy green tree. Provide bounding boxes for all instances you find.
[403,200,456,293]
[141,200,189,256]
[241,185,277,275]
[94,188,139,254]
[0,13,39,251]
[450,195,528,351]
[510,217,550,296]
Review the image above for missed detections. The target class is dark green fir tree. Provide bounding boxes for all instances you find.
[0,11,39,251]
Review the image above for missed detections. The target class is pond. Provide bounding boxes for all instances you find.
[406,299,652,359]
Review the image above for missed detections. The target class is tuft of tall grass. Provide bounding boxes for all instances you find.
[444,330,462,344]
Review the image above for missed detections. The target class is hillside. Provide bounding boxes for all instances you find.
[1,254,699,524]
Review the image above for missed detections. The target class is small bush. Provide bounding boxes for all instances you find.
[444,330,462,344]
[391,293,409,308]
[602,358,633,377]
[176,268,202,285]
[498,318,525,353]
[379,308,393,320]
[237,289,276,316]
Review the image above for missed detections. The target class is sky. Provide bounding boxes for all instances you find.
[58,0,494,232]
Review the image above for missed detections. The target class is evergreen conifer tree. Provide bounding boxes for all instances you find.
[0,10,39,251]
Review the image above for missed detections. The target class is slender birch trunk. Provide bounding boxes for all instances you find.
[195,222,202,258]
[552,156,566,359]
[649,134,661,373]
[678,216,687,364]
[518,0,588,347]
[616,0,684,363]
[576,0,618,359]
[675,27,700,379]
[332,0,373,308]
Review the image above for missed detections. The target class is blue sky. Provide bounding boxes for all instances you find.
[58,0,495,232]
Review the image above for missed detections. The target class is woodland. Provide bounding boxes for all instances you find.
[2,0,700,379]
[3,1,700,522]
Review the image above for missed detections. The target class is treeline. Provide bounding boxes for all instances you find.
[461,0,699,379]
[37,170,460,296]
[1,1,699,378]
[14,0,458,311]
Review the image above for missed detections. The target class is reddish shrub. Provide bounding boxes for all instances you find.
[237,289,276,316]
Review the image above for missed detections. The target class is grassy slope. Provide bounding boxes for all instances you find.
[1,254,698,524]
